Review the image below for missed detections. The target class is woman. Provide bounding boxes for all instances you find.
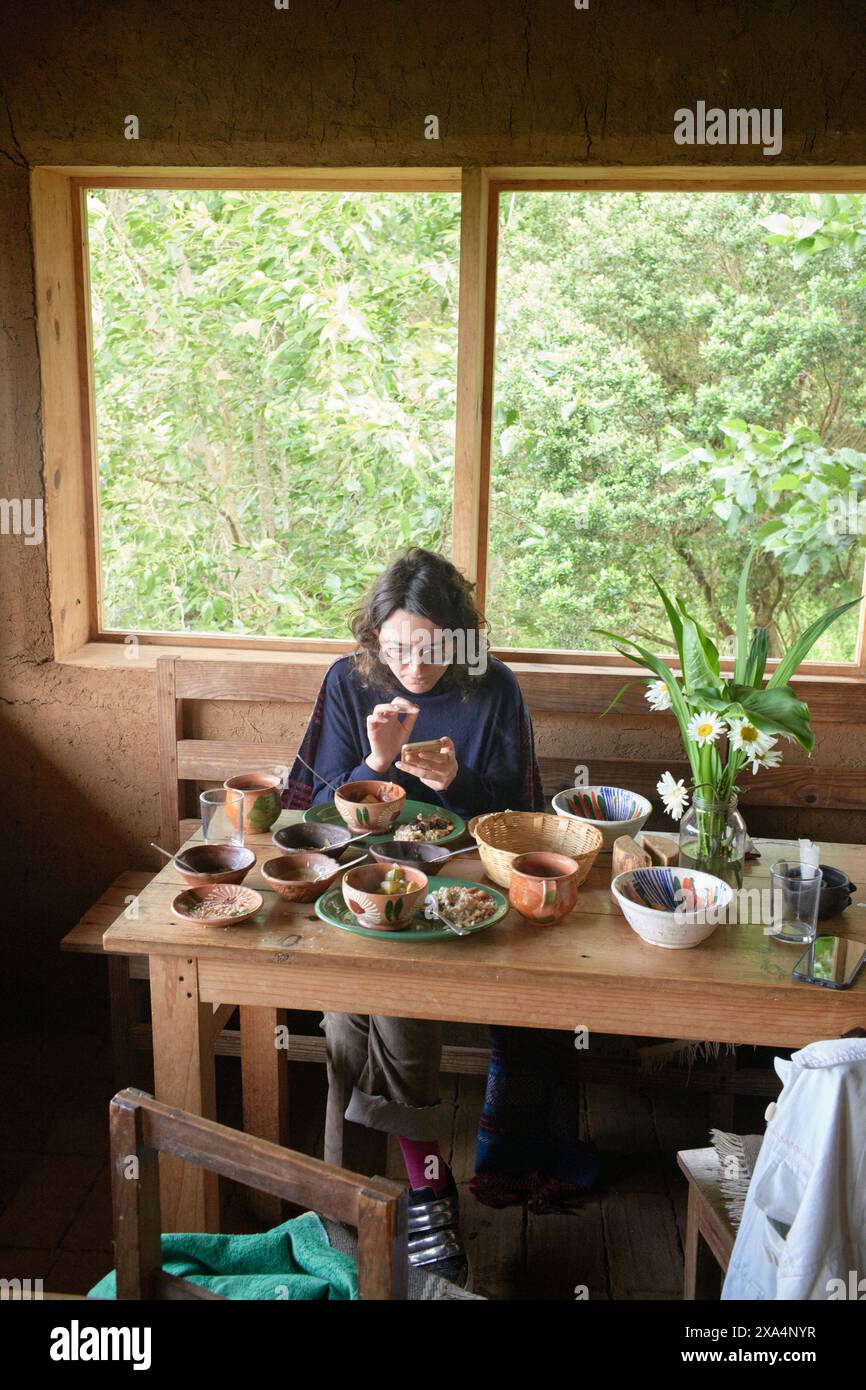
[283,548,599,1279]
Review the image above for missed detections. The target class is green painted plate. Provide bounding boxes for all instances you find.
[303,797,465,846]
[314,875,508,941]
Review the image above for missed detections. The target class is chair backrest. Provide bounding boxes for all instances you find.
[110,1087,407,1300]
[156,655,330,849]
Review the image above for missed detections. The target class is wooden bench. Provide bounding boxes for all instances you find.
[676,1147,738,1299]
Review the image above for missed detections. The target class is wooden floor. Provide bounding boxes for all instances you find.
[0,1025,768,1300]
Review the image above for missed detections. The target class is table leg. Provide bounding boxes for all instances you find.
[240,1006,289,1225]
[149,954,220,1233]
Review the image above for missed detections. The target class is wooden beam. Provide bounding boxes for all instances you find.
[31,170,94,658]
[452,168,491,587]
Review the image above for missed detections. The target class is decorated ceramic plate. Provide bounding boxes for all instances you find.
[170,884,264,928]
[315,875,507,941]
[304,798,465,846]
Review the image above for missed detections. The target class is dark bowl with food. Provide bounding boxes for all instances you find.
[368,840,452,867]
[272,822,353,860]
[817,863,856,920]
[174,843,257,888]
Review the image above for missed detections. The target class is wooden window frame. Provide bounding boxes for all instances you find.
[31,162,866,720]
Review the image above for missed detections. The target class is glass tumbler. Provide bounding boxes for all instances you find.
[767,860,822,945]
[201,787,245,846]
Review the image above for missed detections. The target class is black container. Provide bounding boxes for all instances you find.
[816,863,856,920]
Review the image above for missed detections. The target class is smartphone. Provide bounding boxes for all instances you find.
[792,936,866,989]
[401,738,443,757]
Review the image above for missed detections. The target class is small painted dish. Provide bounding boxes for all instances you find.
[171,884,263,928]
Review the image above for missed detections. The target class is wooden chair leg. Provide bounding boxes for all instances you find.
[240,1006,289,1226]
[683,1186,723,1299]
[107,955,133,1090]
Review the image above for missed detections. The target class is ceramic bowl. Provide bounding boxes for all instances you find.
[333,780,406,834]
[611,866,733,949]
[552,785,652,852]
[367,839,453,868]
[171,884,263,928]
[817,864,856,920]
[261,851,342,902]
[341,861,428,931]
[173,844,256,888]
[224,772,283,834]
[272,822,354,860]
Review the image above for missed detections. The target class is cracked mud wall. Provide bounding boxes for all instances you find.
[2,0,866,1023]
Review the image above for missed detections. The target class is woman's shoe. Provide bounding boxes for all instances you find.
[406,1170,468,1286]
[469,1168,537,1209]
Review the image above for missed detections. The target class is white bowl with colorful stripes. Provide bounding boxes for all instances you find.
[611,866,733,949]
[552,785,652,852]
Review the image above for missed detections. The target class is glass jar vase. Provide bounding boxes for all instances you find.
[678,792,747,887]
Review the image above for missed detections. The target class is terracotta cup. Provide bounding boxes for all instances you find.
[508,851,580,925]
[223,772,283,834]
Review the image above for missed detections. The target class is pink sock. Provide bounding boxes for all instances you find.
[397,1137,448,1194]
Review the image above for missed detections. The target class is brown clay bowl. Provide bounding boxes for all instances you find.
[341,861,428,931]
[261,852,343,903]
[272,822,354,859]
[174,844,256,888]
[368,840,452,868]
[224,772,283,834]
[333,780,406,834]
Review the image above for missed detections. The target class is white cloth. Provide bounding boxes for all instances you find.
[722,1038,866,1301]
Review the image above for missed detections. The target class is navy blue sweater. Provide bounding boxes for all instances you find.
[309,655,530,820]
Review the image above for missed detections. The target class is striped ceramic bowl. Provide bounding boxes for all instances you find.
[611,866,733,949]
[552,785,652,852]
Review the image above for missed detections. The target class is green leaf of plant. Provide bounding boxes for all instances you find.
[736,686,815,752]
[734,548,755,686]
[767,595,864,688]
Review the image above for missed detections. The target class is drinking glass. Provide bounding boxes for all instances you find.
[767,861,822,944]
[201,788,245,846]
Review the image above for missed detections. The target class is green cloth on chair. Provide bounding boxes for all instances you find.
[87,1212,358,1301]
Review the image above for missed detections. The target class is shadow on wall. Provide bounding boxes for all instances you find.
[0,710,154,1030]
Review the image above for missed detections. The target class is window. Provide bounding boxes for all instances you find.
[486,188,866,665]
[33,166,866,688]
[86,186,460,639]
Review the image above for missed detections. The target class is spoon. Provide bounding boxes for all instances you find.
[151,841,199,874]
[422,893,470,937]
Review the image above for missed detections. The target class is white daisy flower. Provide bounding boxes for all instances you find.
[686,710,725,747]
[645,680,673,712]
[727,717,773,758]
[749,741,782,775]
[657,771,690,821]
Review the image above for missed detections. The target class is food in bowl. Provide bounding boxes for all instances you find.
[394,812,454,842]
[425,884,497,928]
[261,852,340,902]
[334,780,406,833]
[341,861,427,929]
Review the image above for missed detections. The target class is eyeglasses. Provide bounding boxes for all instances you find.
[378,642,451,667]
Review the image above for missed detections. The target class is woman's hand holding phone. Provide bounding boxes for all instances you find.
[365,697,420,774]
[396,736,458,792]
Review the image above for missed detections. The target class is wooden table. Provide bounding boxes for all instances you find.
[102,819,866,1232]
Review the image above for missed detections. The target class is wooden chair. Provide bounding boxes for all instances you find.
[156,654,323,851]
[676,1148,736,1299]
[109,1087,407,1300]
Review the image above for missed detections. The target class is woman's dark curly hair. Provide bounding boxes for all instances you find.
[349,548,488,698]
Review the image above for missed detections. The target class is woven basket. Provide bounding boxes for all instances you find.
[471,811,604,889]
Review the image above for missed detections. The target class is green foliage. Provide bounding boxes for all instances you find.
[90,189,460,637]
[488,191,866,659]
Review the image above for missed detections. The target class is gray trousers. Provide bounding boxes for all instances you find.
[320,1012,446,1173]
